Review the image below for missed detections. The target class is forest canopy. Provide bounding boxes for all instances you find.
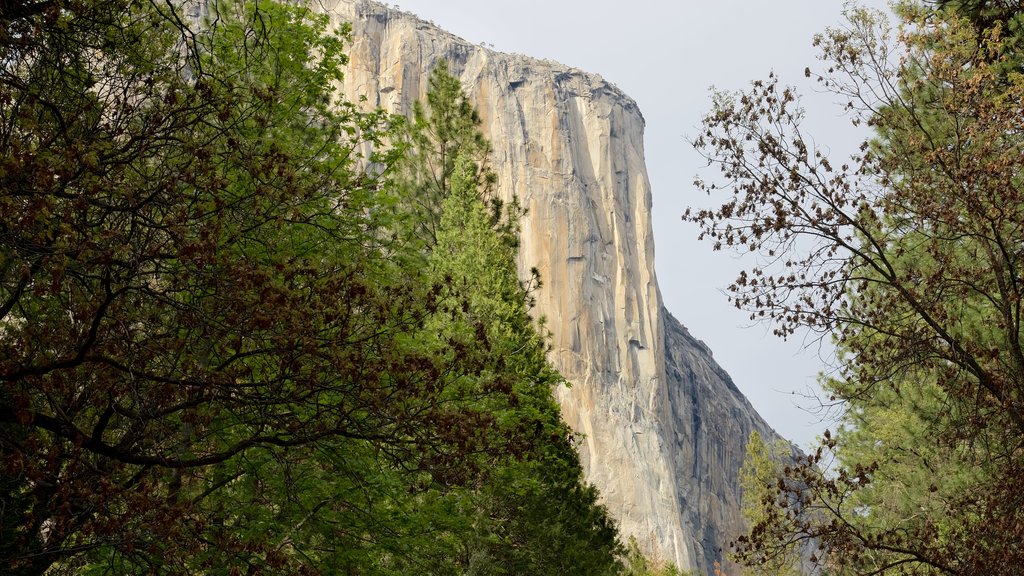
[0,1,626,574]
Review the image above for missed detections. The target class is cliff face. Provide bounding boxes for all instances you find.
[662,311,787,569]
[322,1,784,571]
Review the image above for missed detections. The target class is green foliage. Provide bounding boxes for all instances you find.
[0,0,436,572]
[385,62,624,576]
[0,2,626,573]
[735,433,801,576]
[394,60,496,248]
[931,0,1024,62]
[691,2,1024,574]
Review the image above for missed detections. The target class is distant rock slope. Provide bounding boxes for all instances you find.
[322,1,786,571]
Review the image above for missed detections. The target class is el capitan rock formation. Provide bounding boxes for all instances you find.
[324,1,786,571]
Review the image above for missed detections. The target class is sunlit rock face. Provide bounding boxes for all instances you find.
[321,1,785,571]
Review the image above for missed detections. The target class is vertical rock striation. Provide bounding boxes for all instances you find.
[662,311,785,571]
[322,1,787,571]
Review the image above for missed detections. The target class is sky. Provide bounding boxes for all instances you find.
[390,0,891,450]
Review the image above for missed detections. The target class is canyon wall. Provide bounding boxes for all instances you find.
[323,1,785,571]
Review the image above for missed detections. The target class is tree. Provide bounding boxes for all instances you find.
[384,63,624,576]
[734,432,802,576]
[393,59,496,248]
[931,0,1024,40]
[687,2,1024,573]
[0,1,519,572]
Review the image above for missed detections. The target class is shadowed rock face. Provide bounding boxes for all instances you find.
[321,1,786,571]
[662,311,786,571]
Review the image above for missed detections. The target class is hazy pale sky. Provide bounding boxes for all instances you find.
[390,1,890,449]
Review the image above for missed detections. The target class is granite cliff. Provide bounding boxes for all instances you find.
[322,1,786,571]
